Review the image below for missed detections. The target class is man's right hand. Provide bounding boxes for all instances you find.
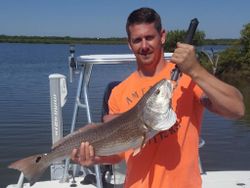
[71,141,102,166]
[71,114,123,166]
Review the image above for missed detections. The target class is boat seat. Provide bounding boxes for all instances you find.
[101,81,121,117]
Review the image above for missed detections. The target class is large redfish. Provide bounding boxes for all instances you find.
[9,79,176,185]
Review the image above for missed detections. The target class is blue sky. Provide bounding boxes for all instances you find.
[0,0,249,39]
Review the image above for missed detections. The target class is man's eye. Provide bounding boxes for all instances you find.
[132,38,141,43]
[146,36,154,41]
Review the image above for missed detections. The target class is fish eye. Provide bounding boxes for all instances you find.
[35,156,42,163]
[155,89,160,95]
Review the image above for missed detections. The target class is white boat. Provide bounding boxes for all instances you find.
[7,171,250,188]
[7,48,250,188]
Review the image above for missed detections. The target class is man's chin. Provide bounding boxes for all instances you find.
[140,60,154,66]
[140,55,153,62]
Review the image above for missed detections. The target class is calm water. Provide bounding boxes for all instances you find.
[0,43,249,187]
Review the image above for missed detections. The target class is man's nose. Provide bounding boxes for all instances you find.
[141,39,149,50]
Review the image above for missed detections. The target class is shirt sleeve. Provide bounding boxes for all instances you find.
[108,88,121,115]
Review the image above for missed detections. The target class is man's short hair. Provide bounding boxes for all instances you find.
[126,7,162,37]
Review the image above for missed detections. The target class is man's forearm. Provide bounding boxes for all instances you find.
[191,65,245,119]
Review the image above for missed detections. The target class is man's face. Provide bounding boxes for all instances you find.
[128,23,166,67]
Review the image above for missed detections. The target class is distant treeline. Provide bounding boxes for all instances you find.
[0,35,127,44]
[0,34,239,45]
[202,38,239,45]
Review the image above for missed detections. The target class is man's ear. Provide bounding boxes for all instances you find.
[128,40,132,50]
[161,29,166,45]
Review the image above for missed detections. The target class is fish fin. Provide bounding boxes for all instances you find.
[140,133,147,149]
[8,153,49,186]
[132,133,147,156]
[133,148,141,156]
[51,123,97,150]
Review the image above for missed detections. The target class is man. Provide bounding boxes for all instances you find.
[71,7,244,187]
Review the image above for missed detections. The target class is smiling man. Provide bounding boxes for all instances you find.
[127,22,166,77]
[71,7,244,188]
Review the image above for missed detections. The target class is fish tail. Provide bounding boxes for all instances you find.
[8,153,50,186]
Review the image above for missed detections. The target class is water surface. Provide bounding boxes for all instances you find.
[0,43,249,187]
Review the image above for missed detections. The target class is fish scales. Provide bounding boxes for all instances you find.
[53,108,147,157]
[8,79,176,185]
[50,111,146,159]
[93,110,148,155]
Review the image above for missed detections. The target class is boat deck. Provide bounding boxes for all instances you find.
[202,171,250,188]
[7,171,250,188]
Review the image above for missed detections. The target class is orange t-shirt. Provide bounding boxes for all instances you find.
[108,62,204,188]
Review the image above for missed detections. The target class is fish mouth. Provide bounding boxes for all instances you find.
[156,79,168,87]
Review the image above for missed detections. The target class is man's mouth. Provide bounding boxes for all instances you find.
[140,52,152,57]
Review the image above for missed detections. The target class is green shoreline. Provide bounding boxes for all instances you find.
[0,35,238,45]
[0,35,127,44]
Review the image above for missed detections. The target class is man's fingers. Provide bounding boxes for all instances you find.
[84,142,90,161]
[79,142,86,162]
[89,144,94,159]
[71,142,97,166]
[71,148,79,162]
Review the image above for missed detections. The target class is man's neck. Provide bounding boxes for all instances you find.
[138,58,166,77]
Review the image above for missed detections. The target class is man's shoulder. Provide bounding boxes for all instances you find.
[112,71,138,92]
[108,71,139,113]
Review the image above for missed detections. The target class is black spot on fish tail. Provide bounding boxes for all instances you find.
[35,156,42,163]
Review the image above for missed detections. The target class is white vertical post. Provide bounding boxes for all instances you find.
[49,73,67,180]
[16,173,24,188]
